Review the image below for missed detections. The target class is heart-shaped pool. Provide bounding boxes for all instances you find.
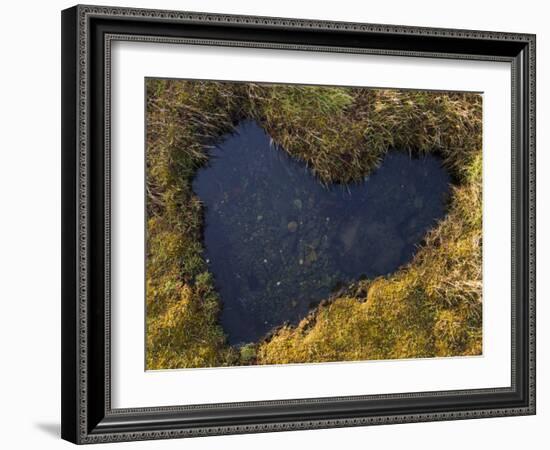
[193,120,451,345]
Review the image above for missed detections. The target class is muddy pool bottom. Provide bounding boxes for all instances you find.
[192,120,451,346]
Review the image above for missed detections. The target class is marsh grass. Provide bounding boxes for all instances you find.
[145,78,482,369]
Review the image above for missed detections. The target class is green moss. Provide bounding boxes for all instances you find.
[239,344,258,364]
[145,78,482,369]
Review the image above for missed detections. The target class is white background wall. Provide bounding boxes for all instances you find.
[0,0,546,448]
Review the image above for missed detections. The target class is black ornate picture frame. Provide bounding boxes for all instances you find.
[61,4,536,444]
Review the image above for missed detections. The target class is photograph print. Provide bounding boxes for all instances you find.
[145,79,482,370]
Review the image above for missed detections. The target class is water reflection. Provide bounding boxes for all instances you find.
[193,120,451,345]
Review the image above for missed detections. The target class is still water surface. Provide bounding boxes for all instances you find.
[193,120,451,345]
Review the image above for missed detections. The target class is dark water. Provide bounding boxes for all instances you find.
[193,120,451,345]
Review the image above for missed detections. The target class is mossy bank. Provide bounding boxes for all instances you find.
[145,79,482,369]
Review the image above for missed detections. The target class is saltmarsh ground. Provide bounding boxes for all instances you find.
[145,79,482,369]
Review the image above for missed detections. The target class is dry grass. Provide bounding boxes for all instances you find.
[145,78,482,369]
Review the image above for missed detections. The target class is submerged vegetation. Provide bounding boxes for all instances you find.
[145,79,482,369]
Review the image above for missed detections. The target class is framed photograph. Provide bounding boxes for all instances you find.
[61,4,536,444]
